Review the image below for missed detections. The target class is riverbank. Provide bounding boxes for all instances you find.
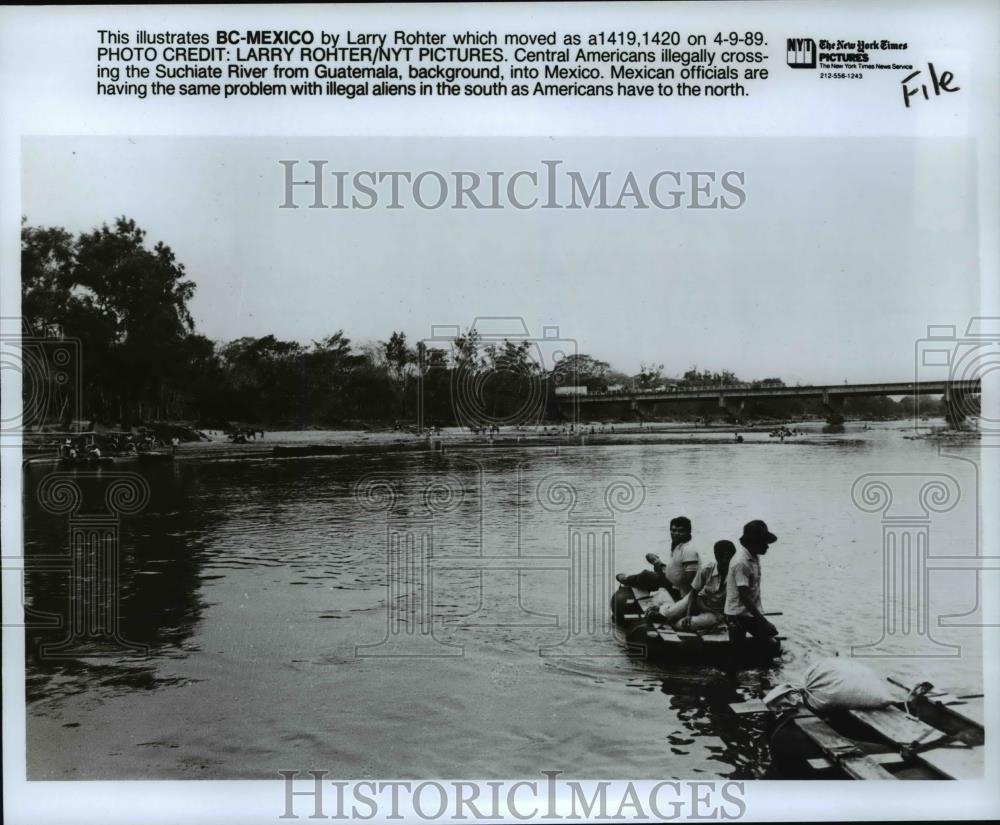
[142,422,903,462]
[23,419,976,467]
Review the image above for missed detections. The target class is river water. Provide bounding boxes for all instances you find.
[23,421,983,779]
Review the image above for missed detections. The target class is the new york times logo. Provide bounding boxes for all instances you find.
[787,38,817,69]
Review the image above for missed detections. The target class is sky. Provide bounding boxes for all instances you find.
[21,136,981,385]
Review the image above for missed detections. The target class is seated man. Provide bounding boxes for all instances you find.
[675,540,736,632]
[615,551,670,593]
[616,516,700,615]
[660,515,700,600]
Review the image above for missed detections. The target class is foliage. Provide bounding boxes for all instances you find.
[21,217,932,429]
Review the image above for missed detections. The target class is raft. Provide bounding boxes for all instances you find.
[610,584,781,664]
[731,680,984,779]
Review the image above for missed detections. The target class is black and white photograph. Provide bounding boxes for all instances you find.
[2,3,998,824]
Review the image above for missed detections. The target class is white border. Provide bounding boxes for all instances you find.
[2,3,998,823]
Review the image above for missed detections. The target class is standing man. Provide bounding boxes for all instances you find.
[725,520,780,655]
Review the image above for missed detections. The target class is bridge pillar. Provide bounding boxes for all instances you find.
[630,398,653,423]
[822,391,845,428]
[943,383,968,430]
[719,395,745,423]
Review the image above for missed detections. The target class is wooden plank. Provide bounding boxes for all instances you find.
[729,699,770,715]
[886,677,985,730]
[930,696,984,729]
[955,697,984,728]
[676,631,705,652]
[869,752,906,767]
[850,705,984,779]
[917,745,983,780]
[848,706,937,746]
[808,752,905,772]
[795,717,897,780]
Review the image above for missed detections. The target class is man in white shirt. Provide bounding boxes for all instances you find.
[678,540,736,632]
[725,519,780,655]
[632,516,703,624]
[660,516,700,599]
[616,516,700,606]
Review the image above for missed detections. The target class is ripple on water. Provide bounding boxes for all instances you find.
[22,425,983,778]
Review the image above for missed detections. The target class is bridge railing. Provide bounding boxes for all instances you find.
[573,379,976,401]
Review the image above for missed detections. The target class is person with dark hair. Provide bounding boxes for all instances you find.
[616,516,701,609]
[725,520,780,654]
[658,516,700,598]
[676,540,737,632]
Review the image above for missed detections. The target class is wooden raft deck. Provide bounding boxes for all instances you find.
[731,681,985,780]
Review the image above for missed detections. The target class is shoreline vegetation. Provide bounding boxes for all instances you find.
[23,216,957,439]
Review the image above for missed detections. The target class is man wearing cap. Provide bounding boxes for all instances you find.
[725,520,780,655]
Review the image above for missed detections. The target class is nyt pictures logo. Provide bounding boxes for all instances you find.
[786,38,817,69]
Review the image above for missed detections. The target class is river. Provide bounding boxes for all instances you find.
[22,420,983,779]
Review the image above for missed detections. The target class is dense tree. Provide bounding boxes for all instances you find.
[680,367,740,387]
[20,221,76,328]
[552,353,611,392]
[635,362,665,390]
[21,216,201,423]
[21,217,928,430]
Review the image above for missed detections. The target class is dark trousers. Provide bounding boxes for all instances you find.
[727,614,780,655]
[620,570,677,598]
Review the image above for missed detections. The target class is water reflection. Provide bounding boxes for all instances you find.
[24,463,217,702]
[21,424,983,778]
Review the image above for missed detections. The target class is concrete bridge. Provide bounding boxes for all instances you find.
[558,379,981,428]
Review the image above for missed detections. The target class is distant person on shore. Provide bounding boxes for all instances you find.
[725,520,780,655]
[616,516,700,605]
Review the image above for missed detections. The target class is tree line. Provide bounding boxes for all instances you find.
[21,216,936,430]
